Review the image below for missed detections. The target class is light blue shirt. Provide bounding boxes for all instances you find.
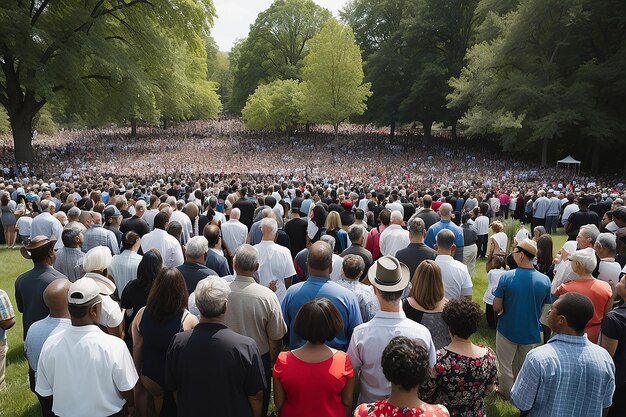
[533,196,550,218]
[24,316,71,371]
[511,333,615,416]
[546,197,562,216]
[424,220,464,249]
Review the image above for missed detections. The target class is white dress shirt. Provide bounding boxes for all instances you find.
[434,254,473,299]
[347,310,436,404]
[379,224,410,257]
[30,212,64,250]
[254,240,296,302]
[141,228,184,268]
[220,219,248,254]
[170,210,192,244]
[109,250,142,296]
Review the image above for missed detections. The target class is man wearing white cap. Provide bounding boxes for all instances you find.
[35,278,138,417]
[347,255,436,404]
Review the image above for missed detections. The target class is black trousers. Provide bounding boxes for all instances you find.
[261,352,271,417]
[485,303,499,329]
[477,234,488,258]
[607,383,626,417]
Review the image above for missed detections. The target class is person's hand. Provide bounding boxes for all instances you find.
[269,280,278,292]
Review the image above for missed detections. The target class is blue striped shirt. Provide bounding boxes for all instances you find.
[511,333,615,416]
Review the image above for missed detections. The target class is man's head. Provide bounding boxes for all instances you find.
[103,206,122,227]
[61,227,83,249]
[594,232,617,258]
[233,244,259,276]
[185,236,208,262]
[367,256,410,305]
[203,224,221,248]
[230,207,241,220]
[407,216,426,242]
[67,206,81,223]
[390,210,403,225]
[135,200,147,217]
[261,217,278,241]
[577,224,600,249]
[434,229,455,256]
[154,211,169,230]
[44,279,72,319]
[422,194,432,209]
[194,277,231,319]
[513,238,537,266]
[67,278,103,325]
[21,235,57,265]
[613,207,626,228]
[40,199,54,214]
[438,203,453,219]
[347,224,365,245]
[79,210,93,228]
[548,292,594,335]
[342,254,365,280]
[307,241,333,277]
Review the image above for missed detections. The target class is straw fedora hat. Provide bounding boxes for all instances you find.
[367,256,410,292]
[20,235,57,259]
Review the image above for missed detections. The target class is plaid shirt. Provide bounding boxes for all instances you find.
[0,289,15,340]
[511,333,615,416]
[81,224,120,255]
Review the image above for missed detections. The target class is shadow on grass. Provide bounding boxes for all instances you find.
[19,402,40,417]
[6,342,26,366]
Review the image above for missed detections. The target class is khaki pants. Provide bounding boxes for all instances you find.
[0,339,7,391]
[496,332,536,399]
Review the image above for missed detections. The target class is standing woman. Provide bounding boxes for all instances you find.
[132,268,198,417]
[1,192,17,248]
[325,211,348,254]
[273,298,355,417]
[486,221,508,272]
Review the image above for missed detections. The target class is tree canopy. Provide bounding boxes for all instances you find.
[242,79,303,136]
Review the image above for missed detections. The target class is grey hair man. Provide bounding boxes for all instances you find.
[226,244,287,417]
[177,236,217,294]
[396,216,437,281]
[221,207,248,256]
[254,218,295,302]
[594,233,622,287]
[30,199,64,250]
[340,224,373,280]
[379,210,410,257]
[165,277,266,417]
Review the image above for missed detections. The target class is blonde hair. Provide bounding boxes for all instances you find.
[325,211,343,230]
[489,221,504,233]
[410,260,444,310]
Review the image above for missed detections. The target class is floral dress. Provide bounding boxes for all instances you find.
[354,399,450,417]
[422,347,497,417]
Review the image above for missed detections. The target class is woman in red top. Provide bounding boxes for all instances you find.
[354,336,449,417]
[273,298,355,417]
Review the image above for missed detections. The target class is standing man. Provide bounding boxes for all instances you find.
[379,210,410,257]
[120,199,150,237]
[415,194,440,231]
[340,224,373,280]
[254,218,296,303]
[433,230,473,300]
[221,208,249,256]
[493,238,552,398]
[545,190,561,234]
[53,228,85,282]
[35,278,138,417]
[165,278,266,417]
[226,245,287,417]
[395,216,437,280]
[233,187,256,230]
[141,212,184,268]
[511,293,615,416]
[82,212,120,255]
[532,190,550,229]
[347,255,436,404]
[425,203,464,262]
[176,236,217,293]
[283,205,308,259]
[281,241,362,350]
[0,287,15,391]
[30,200,63,250]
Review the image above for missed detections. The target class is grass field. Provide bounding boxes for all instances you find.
[0,231,569,417]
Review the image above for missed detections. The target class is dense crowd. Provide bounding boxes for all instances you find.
[0,121,625,417]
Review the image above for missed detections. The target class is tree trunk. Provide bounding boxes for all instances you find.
[541,137,548,167]
[162,119,169,130]
[423,120,433,149]
[451,120,458,140]
[305,123,310,133]
[130,119,137,137]
[333,123,339,140]
[11,116,35,163]
[390,120,396,140]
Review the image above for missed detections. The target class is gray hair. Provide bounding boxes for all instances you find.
[67,206,81,219]
[233,244,259,272]
[135,200,147,211]
[390,210,403,223]
[61,227,82,248]
[320,234,336,251]
[407,216,426,236]
[83,246,113,272]
[596,232,617,254]
[40,199,53,213]
[342,254,365,280]
[261,217,278,236]
[439,203,453,217]
[347,224,365,243]
[580,224,600,244]
[194,277,231,318]
[185,236,208,259]
[230,208,241,219]
[570,248,598,274]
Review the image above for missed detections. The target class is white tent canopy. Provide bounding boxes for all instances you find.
[556,155,581,174]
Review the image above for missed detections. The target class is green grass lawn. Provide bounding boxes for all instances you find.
[0,231,569,417]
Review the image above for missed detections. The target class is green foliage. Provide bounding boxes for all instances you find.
[300,19,371,136]
[0,108,9,133]
[229,0,331,112]
[207,44,233,110]
[242,79,303,134]
[34,108,58,135]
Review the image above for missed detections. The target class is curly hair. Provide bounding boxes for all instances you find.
[381,336,430,391]
[442,298,483,339]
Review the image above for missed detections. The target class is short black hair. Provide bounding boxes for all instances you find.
[381,336,430,391]
[442,298,482,339]
[555,292,594,334]
[154,211,169,230]
[293,298,343,344]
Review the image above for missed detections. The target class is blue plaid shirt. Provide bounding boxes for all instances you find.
[511,333,615,416]
[0,289,15,341]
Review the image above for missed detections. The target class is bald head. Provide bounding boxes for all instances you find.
[44,279,72,318]
[439,203,453,218]
[230,207,241,220]
[390,210,403,225]
[307,241,333,276]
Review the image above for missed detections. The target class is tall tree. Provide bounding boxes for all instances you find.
[300,19,371,139]
[242,79,303,137]
[0,0,216,162]
[229,0,331,112]
[449,0,626,170]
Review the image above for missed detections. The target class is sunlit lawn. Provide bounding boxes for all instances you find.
[0,230,569,417]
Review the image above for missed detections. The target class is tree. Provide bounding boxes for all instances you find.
[242,79,303,137]
[229,0,331,112]
[0,0,216,162]
[449,0,626,170]
[300,19,371,139]
[0,108,8,133]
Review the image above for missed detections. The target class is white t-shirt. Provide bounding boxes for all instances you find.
[484,268,506,304]
[16,215,32,236]
[36,325,138,417]
[597,259,622,285]
[254,240,296,302]
[474,215,489,236]
[435,255,473,300]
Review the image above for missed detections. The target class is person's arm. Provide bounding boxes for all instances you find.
[492,297,503,315]
[120,388,135,417]
[131,308,145,373]
[0,316,15,330]
[272,376,286,410]
[341,375,356,412]
[107,318,125,340]
[601,334,619,358]
[248,390,263,417]
[604,295,615,315]
[284,276,292,290]
[269,338,283,365]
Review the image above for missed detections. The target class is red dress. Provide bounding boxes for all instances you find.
[354,399,450,417]
[273,350,353,417]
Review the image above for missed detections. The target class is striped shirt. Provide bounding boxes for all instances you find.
[511,333,615,416]
[82,225,120,255]
[0,290,14,341]
[53,247,85,282]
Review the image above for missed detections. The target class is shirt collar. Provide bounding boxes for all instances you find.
[234,275,256,283]
[435,254,453,261]
[308,275,331,282]
[373,310,407,319]
[548,333,589,346]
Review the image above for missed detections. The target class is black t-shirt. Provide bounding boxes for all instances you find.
[395,243,437,281]
[176,262,218,293]
[165,323,266,417]
[284,218,308,259]
[602,306,626,384]
[120,215,150,237]
[402,203,415,222]
[233,198,256,230]
[567,209,600,237]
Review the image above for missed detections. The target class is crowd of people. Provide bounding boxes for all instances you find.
[0,121,625,417]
